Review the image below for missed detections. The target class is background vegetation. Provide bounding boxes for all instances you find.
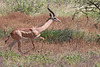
[1,0,99,16]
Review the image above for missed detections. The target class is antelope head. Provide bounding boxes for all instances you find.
[47,5,61,22]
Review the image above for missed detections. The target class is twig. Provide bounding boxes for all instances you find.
[88,0,100,10]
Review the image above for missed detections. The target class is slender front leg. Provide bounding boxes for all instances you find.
[39,37,44,51]
[9,40,17,50]
[24,39,35,54]
[40,37,44,42]
[31,39,35,50]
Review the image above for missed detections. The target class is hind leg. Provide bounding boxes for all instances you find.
[17,39,23,54]
[9,40,17,50]
[31,39,35,50]
[40,37,44,50]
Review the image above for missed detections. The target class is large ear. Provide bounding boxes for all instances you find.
[49,13,52,18]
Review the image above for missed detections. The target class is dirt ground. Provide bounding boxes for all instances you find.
[0,12,100,55]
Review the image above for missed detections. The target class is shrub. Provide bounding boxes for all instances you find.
[6,0,45,15]
[41,28,85,43]
[41,28,100,43]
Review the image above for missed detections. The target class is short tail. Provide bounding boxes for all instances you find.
[5,35,10,44]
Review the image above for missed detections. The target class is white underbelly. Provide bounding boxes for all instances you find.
[22,34,41,39]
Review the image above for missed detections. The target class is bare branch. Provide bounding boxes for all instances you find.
[88,0,100,10]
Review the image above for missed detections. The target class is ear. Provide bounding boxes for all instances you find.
[49,13,52,18]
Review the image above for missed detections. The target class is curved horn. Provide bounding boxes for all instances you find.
[47,5,55,17]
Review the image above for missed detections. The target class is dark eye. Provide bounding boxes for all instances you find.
[54,18,57,20]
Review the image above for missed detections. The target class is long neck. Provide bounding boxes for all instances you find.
[37,19,53,33]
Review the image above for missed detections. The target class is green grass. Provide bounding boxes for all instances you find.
[0,50,54,67]
[61,53,84,65]
[0,27,13,37]
[0,50,100,67]
[41,28,85,43]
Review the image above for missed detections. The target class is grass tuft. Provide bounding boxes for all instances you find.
[0,27,13,37]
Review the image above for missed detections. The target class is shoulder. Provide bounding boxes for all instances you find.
[30,28,39,35]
